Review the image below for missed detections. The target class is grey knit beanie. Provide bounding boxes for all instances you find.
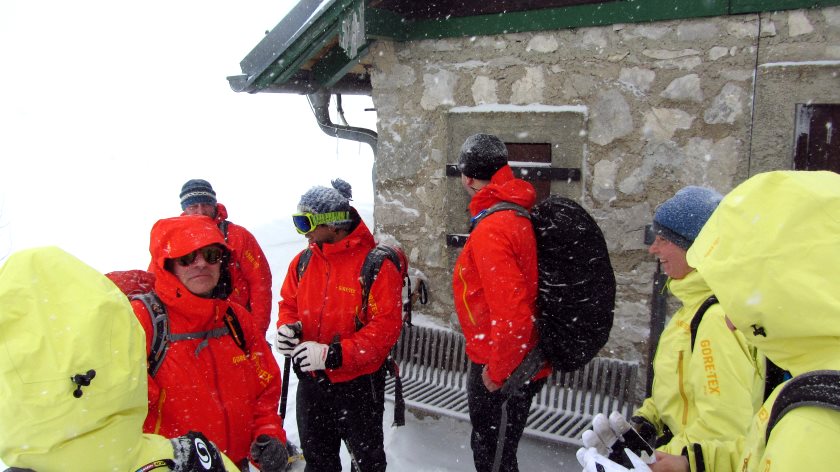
[298,179,353,226]
[180,179,217,210]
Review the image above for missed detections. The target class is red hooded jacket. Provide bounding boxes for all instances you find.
[277,217,402,384]
[136,215,285,464]
[452,165,549,385]
[170,203,273,334]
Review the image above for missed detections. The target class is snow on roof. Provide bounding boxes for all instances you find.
[759,60,840,68]
[449,103,589,117]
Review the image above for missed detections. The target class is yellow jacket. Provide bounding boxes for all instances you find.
[634,269,764,469]
[0,247,238,471]
[687,170,840,472]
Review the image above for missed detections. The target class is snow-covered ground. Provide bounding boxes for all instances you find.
[278,367,580,472]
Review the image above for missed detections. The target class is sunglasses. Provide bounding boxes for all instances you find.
[292,211,350,235]
[175,246,224,267]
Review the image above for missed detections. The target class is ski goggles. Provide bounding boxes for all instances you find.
[174,245,224,267]
[292,211,350,235]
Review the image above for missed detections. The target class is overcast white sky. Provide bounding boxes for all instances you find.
[0,0,376,273]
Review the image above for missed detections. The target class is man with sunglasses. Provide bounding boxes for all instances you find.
[179,178,273,335]
[134,214,288,472]
[275,179,403,472]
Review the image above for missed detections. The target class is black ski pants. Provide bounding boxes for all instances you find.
[466,361,545,472]
[296,366,387,472]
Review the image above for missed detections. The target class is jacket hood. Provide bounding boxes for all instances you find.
[214,202,229,223]
[0,247,152,469]
[149,215,228,270]
[469,165,537,216]
[686,171,840,376]
[148,215,230,318]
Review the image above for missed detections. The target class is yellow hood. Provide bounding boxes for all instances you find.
[686,171,840,376]
[0,247,156,470]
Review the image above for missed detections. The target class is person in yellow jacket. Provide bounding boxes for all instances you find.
[0,246,240,472]
[577,186,766,472]
[632,186,766,468]
[671,170,840,472]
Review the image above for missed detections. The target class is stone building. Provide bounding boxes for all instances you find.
[229,0,840,374]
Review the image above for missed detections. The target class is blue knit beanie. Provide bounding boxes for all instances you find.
[180,179,217,210]
[298,179,354,225]
[653,186,723,250]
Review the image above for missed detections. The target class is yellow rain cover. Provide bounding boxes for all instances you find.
[687,170,840,376]
[0,247,167,470]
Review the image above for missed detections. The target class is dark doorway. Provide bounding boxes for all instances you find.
[506,143,552,201]
[793,104,840,173]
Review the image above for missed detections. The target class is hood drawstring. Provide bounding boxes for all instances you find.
[71,369,96,398]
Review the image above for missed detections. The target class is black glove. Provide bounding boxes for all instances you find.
[274,321,302,357]
[630,416,658,447]
[250,434,288,472]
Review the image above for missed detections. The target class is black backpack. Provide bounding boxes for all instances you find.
[472,195,616,392]
[765,370,840,442]
[295,243,411,426]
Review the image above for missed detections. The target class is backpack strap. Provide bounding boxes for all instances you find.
[359,244,407,426]
[470,202,530,231]
[132,292,249,376]
[296,248,313,282]
[218,220,230,242]
[765,370,840,442]
[132,292,170,377]
[359,245,403,320]
[689,295,719,352]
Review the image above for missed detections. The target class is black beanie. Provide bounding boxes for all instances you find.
[180,179,217,210]
[457,133,508,180]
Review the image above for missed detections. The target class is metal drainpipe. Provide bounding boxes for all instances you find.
[306,88,377,156]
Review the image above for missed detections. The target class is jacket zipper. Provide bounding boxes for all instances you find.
[207,331,234,452]
[153,388,166,434]
[678,350,689,425]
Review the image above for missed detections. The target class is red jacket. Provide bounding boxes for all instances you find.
[137,215,285,464]
[453,165,549,385]
[213,204,273,335]
[277,217,403,383]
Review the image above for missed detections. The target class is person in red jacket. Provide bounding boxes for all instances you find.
[135,214,287,471]
[274,179,402,472]
[453,134,549,472]
[179,179,273,335]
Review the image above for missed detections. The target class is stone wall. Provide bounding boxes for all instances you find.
[367,8,840,371]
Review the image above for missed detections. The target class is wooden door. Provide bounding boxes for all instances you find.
[793,104,840,173]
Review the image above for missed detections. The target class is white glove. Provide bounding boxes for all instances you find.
[274,322,301,357]
[576,447,652,472]
[582,412,620,455]
[292,341,329,372]
[582,412,655,466]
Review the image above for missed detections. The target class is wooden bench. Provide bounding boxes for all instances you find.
[385,324,640,447]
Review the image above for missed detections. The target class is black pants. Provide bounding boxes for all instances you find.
[296,367,387,472]
[466,361,545,472]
